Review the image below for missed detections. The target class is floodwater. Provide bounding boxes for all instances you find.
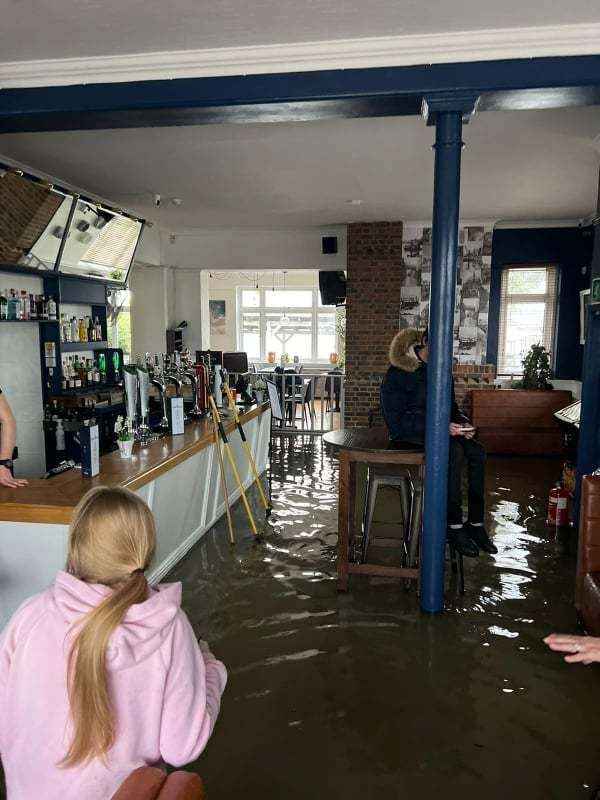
[169,437,600,799]
[2,438,598,798]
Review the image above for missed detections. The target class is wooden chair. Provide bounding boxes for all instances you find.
[111,767,206,800]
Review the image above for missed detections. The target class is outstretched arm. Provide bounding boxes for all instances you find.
[543,633,600,664]
[0,395,27,488]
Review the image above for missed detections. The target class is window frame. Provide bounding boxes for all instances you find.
[237,286,337,363]
[497,263,559,377]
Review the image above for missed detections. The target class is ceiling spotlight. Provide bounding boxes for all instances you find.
[346,199,363,206]
[171,198,183,207]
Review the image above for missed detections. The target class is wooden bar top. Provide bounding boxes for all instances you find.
[0,403,269,525]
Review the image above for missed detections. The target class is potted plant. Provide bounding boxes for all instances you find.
[254,375,266,403]
[519,343,553,390]
[114,415,135,458]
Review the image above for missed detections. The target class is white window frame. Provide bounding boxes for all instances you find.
[237,286,337,363]
[497,264,559,377]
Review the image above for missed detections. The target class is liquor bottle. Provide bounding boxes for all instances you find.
[94,316,102,341]
[29,293,37,320]
[8,290,19,320]
[93,359,101,384]
[78,318,87,342]
[61,368,68,392]
[47,296,57,321]
[73,356,82,389]
[86,358,94,386]
[20,290,29,320]
[98,352,107,384]
[36,294,45,320]
[0,289,6,320]
[88,317,95,342]
[112,350,121,383]
[71,317,79,342]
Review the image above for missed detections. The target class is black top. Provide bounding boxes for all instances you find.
[380,362,467,445]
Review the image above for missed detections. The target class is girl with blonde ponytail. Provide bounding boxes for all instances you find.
[0,487,227,800]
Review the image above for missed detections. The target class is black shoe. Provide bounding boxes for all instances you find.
[465,523,498,554]
[447,528,479,558]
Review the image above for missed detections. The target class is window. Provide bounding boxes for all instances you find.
[107,288,132,364]
[238,287,338,362]
[497,265,558,375]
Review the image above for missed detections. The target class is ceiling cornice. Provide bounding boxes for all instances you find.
[1,23,600,89]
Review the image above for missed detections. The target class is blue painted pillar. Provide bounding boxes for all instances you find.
[420,104,468,613]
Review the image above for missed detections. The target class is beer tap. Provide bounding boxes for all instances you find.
[149,353,169,430]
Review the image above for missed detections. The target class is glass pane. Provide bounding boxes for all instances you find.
[501,301,547,373]
[265,289,312,308]
[265,312,312,361]
[241,312,260,359]
[241,289,260,307]
[317,313,336,360]
[59,199,142,283]
[0,171,72,271]
[507,268,548,295]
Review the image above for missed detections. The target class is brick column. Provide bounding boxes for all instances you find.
[344,221,403,427]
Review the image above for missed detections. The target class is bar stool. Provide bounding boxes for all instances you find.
[361,469,464,594]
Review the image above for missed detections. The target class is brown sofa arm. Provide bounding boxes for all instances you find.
[576,475,600,612]
[159,772,206,799]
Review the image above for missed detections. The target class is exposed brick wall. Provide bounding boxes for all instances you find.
[454,363,497,418]
[344,221,403,427]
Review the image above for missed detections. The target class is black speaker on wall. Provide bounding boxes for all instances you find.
[319,271,346,306]
[322,236,338,255]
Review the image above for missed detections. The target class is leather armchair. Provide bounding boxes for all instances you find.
[111,767,206,800]
[575,475,600,636]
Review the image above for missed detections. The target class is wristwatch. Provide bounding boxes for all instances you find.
[0,459,14,469]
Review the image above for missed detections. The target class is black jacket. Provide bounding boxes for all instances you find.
[380,328,468,445]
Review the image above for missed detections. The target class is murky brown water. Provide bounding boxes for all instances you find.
[169,437,600,799]
[2,438,598,798]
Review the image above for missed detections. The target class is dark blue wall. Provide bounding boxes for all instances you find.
[487,226,594,380]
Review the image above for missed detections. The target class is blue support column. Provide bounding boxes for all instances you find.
[420,105,468,613]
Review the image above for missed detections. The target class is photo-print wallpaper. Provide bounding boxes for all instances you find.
[400,225,493,365]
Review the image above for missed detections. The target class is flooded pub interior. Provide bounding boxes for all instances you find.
[1,3,600,799]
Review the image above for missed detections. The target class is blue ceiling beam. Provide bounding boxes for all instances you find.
[1,55,600,132]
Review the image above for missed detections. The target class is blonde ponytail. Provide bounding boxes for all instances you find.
[61,487,156,767]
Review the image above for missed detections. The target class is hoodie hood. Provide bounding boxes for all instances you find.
[53,571,182,670]
[389,328,424,373]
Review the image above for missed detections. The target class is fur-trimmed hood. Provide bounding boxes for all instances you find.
[388,328,424,373]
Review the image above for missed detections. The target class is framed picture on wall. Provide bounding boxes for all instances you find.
[209,300,226,336]
[580,288,591,345]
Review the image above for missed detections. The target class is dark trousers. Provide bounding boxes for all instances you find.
[448,437,486,526]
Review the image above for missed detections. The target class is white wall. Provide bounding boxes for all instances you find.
[129,225,346,356]
[0,275,45,478]
[160,226,346,270]
[129,265,173,357]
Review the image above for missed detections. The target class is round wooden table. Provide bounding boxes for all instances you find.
[323,427,424,590]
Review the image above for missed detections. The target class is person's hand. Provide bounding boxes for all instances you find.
[543,633,600,664]
[0,466,28,488]
[449,423,464,437]
[463,427,476,440]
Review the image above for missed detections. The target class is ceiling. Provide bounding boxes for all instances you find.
[1,0,599,62]
[1,106,599,228]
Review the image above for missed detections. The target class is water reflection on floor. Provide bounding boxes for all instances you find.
[169,437,600,799]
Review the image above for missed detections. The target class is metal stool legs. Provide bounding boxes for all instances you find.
[361,469,413,563]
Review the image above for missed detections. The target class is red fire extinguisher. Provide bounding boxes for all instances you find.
[547,483,570,527]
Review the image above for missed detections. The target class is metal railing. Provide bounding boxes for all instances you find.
[253,371,345,435]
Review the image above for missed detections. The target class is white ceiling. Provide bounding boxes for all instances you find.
[1,0,600,62]
[1,107,599,228]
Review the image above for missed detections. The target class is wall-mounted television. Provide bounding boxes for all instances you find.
[319,270,346,306]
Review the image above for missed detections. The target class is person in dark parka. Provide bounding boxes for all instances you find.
[380,327,497,558]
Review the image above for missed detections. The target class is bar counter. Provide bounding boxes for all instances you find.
[0,403,270,627]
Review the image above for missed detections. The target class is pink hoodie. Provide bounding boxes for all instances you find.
[0,571,227,800]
